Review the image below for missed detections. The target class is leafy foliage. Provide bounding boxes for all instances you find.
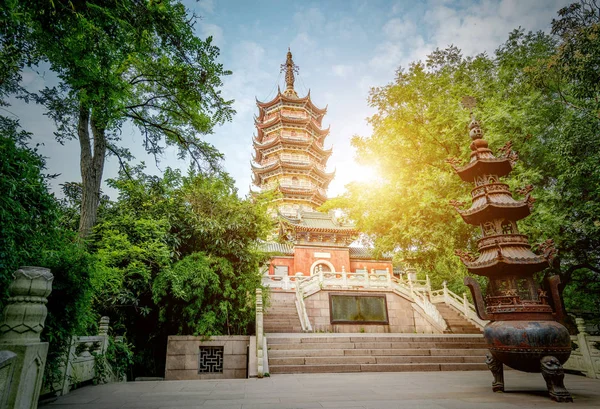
[2,0,235,236]
[325,4,600,311]
[90,166,271,376]
[0,117,60,309]
[0,117,98,390]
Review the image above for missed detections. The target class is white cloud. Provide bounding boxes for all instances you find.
[383,18,417,39]
[332,64,353,78]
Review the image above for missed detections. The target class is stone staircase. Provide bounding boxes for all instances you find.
[264,291,302,333]
[435,304,482,334]
[267,334,488,374]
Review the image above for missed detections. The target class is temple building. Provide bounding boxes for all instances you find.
[252,49,393,279]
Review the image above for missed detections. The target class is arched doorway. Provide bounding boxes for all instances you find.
[310,260,335,275]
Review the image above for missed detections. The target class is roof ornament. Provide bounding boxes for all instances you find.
[280,48,299,98]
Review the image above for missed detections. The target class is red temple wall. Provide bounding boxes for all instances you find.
[268,247,393,276]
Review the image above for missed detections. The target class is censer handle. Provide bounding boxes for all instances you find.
[464,276,490,320]
[547,275,566,323]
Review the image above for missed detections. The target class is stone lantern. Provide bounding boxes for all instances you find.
[449,115,572,402]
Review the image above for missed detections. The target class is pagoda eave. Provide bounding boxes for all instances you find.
[462,257,548,277]
[455,158,513,182]
[458,202,531,225]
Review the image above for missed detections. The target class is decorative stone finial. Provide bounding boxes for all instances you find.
[0,267,53,343]
[98,316,110,336]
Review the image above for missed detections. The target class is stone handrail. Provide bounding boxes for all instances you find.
[430,282,488,329]
[564,318,599,379]
[294,273,313,332]
[41,316,119,396]
[267,268,448,332]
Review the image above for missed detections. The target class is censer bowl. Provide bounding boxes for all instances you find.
[484,320,571,372]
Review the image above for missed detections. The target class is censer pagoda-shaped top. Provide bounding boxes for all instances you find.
[450,117,549,278]
[450,115,561,322]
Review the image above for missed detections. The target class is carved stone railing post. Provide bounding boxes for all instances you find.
[462,292,470,318]
[341,266,347,288]
[426,274,431,298]
[575,318,598,379]
[0,266,53,409]
[255,289,264,378]
[0,351,17,409]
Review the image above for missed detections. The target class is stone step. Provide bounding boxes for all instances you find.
[270,355,485,366]
[266,335,485,344]
[267,342,487,350]
[269,362,488,374]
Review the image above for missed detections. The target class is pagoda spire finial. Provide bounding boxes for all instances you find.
[281,48,299,98]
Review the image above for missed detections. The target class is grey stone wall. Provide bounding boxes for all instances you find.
[304,289,442,334]
[165,336,249,380]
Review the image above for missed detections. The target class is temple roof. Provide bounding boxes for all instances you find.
[260,241,294,256]
[349,247,393,260]
[281,211,357,233]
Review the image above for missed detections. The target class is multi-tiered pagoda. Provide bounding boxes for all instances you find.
[451,113,572,402]
[251,49,335,217]
[254,50,391,279]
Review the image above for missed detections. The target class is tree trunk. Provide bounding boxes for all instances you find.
[78,106,107,238]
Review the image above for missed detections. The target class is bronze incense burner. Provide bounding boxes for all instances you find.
[450,115,572,402]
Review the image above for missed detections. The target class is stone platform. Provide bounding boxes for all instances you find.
[41,371,600,409]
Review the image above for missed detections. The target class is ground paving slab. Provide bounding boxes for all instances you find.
[40,371,600,409]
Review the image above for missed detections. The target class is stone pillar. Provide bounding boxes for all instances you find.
[255,289,264,378]
[0,266,53,409]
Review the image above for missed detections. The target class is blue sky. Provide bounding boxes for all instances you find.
[9,0,571,199]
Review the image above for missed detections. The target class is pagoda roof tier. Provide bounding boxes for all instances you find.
[280,211,358,234]
[255,117,330,140]
[277,185,327,203]
[252,136,332,163]
[456,201,530,225]
[452,158,513,183]
[256,127,328,146]
[251,167,334,189]
[251,159,334,180]
[457,245,548,277]
[256,90,327,115]
[256,107,325,126]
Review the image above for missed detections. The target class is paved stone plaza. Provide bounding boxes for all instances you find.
[41,371,600,409]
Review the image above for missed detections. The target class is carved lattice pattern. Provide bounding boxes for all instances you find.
[198,346,224,373]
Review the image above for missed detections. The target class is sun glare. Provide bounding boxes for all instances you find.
[344,164,381,184]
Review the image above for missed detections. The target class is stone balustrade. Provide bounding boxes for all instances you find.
[564,318,600,379]
[43,316,118,397]
[0,266,53,409]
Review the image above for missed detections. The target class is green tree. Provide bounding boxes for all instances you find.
[325,14,599,312]
[91,166,271,376]
[0,117,60,308]
[0,117,97,390]
[2,0,234,237]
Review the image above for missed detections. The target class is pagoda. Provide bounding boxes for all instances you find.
[251,49,335,217]
[254,50,390,279]
[450,111,572,402]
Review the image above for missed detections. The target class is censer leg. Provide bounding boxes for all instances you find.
[540,356,573,402]
[485,352,504,392]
